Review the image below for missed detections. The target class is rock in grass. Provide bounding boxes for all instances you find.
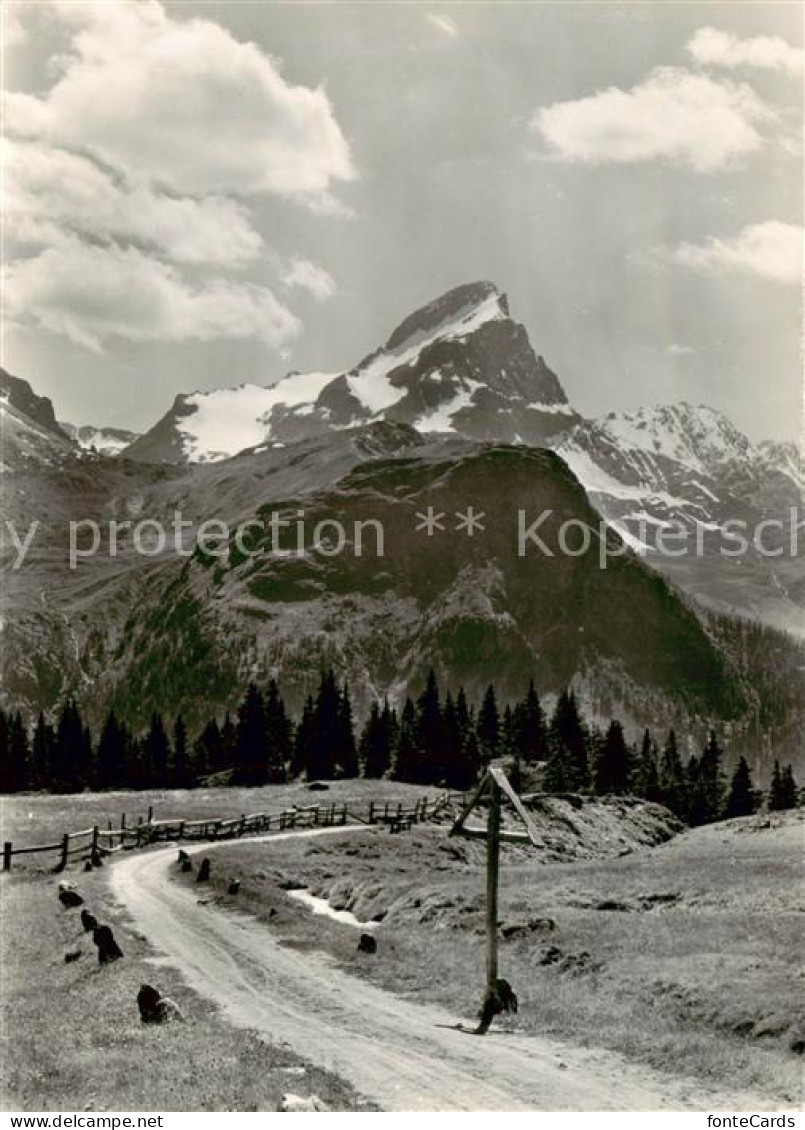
[137,984,184,1024]
[80,909,98,933]
[358,933,377,954]
[58,883,84,909]
[92,924,124,965]
[279,1093,330,1112]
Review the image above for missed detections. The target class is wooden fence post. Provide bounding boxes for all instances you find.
[239,814,246,837]
[3,842,12,872]
[91,826,99,860]
[485,778,502,997]
[147,805,153,824]
[368,802,375,824]
[58,833,69,871]
[178,821,185,841]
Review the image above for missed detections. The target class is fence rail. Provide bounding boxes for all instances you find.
[3,792,459,872]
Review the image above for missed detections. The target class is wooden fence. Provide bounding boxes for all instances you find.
[2,793,457,872]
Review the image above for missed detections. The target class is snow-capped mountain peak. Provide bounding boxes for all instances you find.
[593,403,753,475]
[124,281,579,463]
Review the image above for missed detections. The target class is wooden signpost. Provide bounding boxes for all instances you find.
[450,764,542,1033]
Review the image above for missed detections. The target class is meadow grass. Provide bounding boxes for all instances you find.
[0,865,375,1111]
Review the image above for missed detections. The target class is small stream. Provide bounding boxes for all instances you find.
[287,888,378,930]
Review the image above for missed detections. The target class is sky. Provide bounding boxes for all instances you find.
[4,1,803,443]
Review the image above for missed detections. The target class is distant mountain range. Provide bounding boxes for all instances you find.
[1,284,802,772]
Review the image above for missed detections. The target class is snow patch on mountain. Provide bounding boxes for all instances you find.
[61,423,140,456]
[179,373,335,461]
[414,380,478,432]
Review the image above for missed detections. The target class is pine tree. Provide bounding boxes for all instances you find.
[359,701,392,779]
[97,711,127,790]
[144,713,171,789]
[416,670,443,784]
[501,705,515,756]
[769,761,799,811]
[437,686,481,790]
[382,700,399,768]
[336,682,359,778]
[392,699,422,783]
[659,730,686,818]
[725,756,759,818]
[0,710,9,793]
[477,684,500,763]
[455,687,472,737]
[220,711,237,770]
[594,720,631,795]
[52,700,91,793]
[685,755,709,826]
[292,695,316,779]
[265,679,291,783]
[307,671,340,780]
[193,718,223,780]
[513,680,547,763]
[234,684,268,786]
[30,712,54,791]
[634,729,661,802]
[6,712,30,793]
[545,690,588,792]
[697,731,726,823]
[172,715,191,788]
[780,765,799,810]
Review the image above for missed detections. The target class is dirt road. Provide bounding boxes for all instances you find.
[109,831,777,1112]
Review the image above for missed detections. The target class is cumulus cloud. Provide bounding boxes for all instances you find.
[426,13,459,39]
[4,139,262,265]
[688,27,803,77]
[4,1,351,352]
[7,0,355,202]
[670,221,802,285]
[533,66,774,172]
[5,5,28,47]
[281,258,336,301]
[5,242,302,352]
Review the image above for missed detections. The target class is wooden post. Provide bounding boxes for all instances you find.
[58,833,69,871]
[178,821,185,841]
[368,802,375,824]
[3,842,12,872]
[147,805,154,824]
[91,825,99,862]
[485,778,501,995]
